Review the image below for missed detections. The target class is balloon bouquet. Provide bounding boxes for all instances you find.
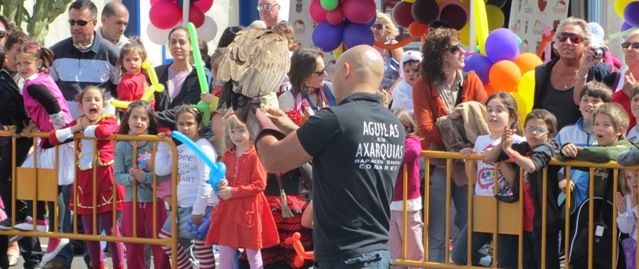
[614,0,639,33]
[309,0,378,52]
[147,0,218,46]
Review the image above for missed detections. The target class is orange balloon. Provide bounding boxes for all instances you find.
[408,21,429,37]
[489,60,522,91]
[483,83,499,96]
[513,52,543,74]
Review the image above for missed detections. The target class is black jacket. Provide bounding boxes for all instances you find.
[153,64,213,129]
[0,69,30,132]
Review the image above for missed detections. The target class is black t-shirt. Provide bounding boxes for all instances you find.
[297,92,406,261]
[539,83,581,130]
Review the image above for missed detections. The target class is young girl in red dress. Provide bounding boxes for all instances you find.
[49,86,125,269]
[206,114,279,268]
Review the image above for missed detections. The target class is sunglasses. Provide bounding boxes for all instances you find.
[448,44,462,54]
[557,32,583,44]
[313,68,327,76]
[257,3,279,11]
[371,23,385,30]
[525,126,548,135]
[68,19,90,26]
[622,42,639,49]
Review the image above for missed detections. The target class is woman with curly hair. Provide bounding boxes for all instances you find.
[372,12,404,91]
[412,27,487,262]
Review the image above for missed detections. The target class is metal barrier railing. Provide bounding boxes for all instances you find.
[392,150,639,269]
[0,130,180,268]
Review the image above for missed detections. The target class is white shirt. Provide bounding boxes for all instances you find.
[473,134,525,196]
[390,80,414,113]
[617,194,638,240]
[628,125,639,144]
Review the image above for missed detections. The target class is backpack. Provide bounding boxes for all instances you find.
[568,197,619,268]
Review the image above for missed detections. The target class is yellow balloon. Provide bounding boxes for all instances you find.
[404,0,416,3]
[109,99,131,109]
[614,0,639,17]
[514,70,536,128]
[332,43,345,58]
[485,4,505,30]
[472,0,490,55]
[459,22,473,46]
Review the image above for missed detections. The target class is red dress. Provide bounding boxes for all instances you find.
[50,115,124,215]
[205,146,279,249]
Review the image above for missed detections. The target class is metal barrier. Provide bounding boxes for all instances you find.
[392,150,639,269]
[0,130,180,268]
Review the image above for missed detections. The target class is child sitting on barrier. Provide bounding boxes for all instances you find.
[558,103,633,268]
[155,105,217,269]
[485,109,560,269]
[49,86,125,269]
[114,100,170,269]
[451,92,523,267]
[616,169,639,269]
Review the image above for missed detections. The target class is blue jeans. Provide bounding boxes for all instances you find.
[450,225,518,268]
[313,250,390,268]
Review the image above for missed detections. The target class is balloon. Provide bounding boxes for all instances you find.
[194,0,214,12]
[485,4,505,30]
[312,23,344,51]
[484,83,499,96]
[146,23,172,45]
[109,61,165,109]
[485,28,520,62]
[489,60,522,91]
[343,23,374,48]
[343,0,376,24]
[408,22,428,37]
[438,1,468,30]
[458,22,472,45]
[149,1,182,29]
[624,2,639,26]
[284,232,315,268]
[320,0,339,11]
[487,0,507,8]
[622,21,634,31]
[187,23,212,126]
[464,53,492,84]
[615,0,636,18]
[405,0,416,2]
[393,1,415,28]
[514,53,543,74]
[412,0,439,25]
[326,7,344,25]
[309,0,328,24]
[171,131,227,191]
[472,0,490,55]
[197,16,218,42]
[189,6,205,27]
[188,217,211,240]
[365,14,377,27]
[332,43,345,58]
[513,70,535,128]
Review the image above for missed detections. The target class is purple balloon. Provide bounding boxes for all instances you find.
[312,23,344,52]
[485,28,520,62]
[343,23,374,49]
[464,53,493,84]
[365,14,377,27]
[625,2,639,27]
[621,21,633,31]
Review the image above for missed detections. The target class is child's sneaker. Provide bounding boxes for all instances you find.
[0,218,12,230]
[14,217,48,232]
[42,238,70,264]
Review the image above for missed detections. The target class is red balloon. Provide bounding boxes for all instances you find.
[326,7,344,26]
[194,0,214,12]
[189,6,205,27]
[309,0,327,24]
[392,1,414,28]
[408,22,428,37]
[412,0,439,25]
[439,3,467,30]
[150,1,182,29]
[343,0,376,24]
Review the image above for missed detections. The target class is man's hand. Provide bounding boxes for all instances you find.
[264,108,298,134]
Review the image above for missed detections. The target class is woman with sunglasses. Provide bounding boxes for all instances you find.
[534,17,611,131]
[596,29,639,128]
[412,27,487,263]
[372,12,404,91]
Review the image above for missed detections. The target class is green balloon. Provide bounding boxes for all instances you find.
[320,0,338,11]
[187,22,211,126]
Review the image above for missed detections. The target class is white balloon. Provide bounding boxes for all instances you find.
[146,23,172,45]
[197,16,218,42]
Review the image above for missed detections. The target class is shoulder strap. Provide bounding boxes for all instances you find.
[455,72,468,106]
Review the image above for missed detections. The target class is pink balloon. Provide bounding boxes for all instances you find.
[309,0,328,24]
[326,7,344,25]
[194,0,214,12]
[343,0,376,24]
[150,1,182,29]
[189,6,205,27]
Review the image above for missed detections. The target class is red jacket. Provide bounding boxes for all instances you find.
[412,71,487,149]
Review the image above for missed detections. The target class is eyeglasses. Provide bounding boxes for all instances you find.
[525,126,548,134]
[313,68,327,76]
[557,32,583,44]
[257,3,279,11]
[448,44,462,54]
[622,42,639,49]
[371,23,385,30]
[68,19,90,26]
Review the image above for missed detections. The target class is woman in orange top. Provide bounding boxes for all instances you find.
[412,27,486,263]
[206,114,279,268]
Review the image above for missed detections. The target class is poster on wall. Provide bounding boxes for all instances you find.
[508,0,569,54]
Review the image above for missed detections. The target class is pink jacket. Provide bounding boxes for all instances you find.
[22,72,73,132]
[393,135,422,201]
